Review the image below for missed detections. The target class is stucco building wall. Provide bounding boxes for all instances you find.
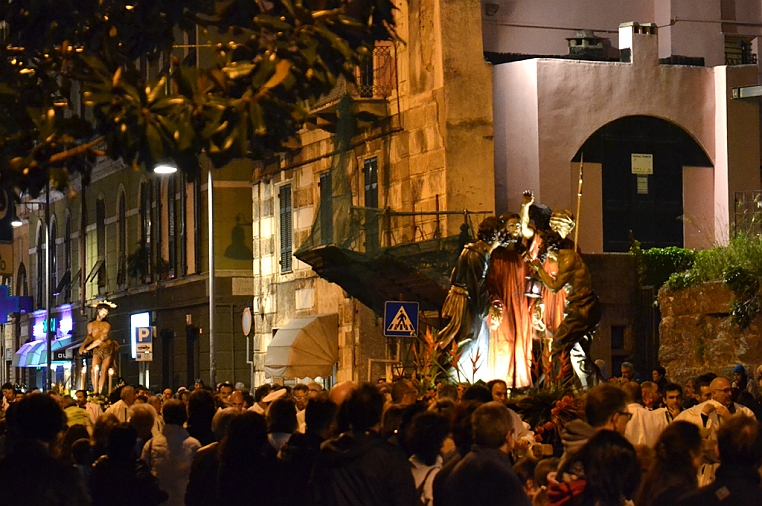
[494,25,760,252]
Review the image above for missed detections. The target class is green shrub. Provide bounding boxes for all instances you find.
[631,238,695,288]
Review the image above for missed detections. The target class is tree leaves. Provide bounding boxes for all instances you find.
[0,0,397,195]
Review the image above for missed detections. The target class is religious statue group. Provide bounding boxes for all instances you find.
[438,191,601,390]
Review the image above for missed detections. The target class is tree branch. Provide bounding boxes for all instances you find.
[48,136,105,164]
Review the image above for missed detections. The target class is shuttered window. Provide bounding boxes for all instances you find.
[319,172,333,245]
[279,184,292,272]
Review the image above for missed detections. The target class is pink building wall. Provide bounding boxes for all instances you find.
[493,25,760,252]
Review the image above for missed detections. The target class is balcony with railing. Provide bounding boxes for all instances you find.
[309,42,397,130]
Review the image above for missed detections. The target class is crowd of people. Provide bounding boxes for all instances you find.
[0,364,761,506]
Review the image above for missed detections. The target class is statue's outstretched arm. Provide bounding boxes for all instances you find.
[520,190,534,240]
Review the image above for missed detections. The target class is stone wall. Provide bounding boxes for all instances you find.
[658,282,762,383]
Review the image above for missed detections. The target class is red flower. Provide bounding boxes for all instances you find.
[536,426,545,434]
[544,421,555,431]
[534,434,543,442]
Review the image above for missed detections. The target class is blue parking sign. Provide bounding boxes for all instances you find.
[384,301,419,338]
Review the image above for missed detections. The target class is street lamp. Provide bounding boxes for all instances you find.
[153,162,215,386]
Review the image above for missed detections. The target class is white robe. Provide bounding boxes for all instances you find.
[624,402,668,447]
[674,400,755,440]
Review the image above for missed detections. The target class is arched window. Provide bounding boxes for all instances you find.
[16,263,27,297]
[139,181,153,283]
[96,198,106,291]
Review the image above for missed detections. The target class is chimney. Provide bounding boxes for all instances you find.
[619,22,658,65]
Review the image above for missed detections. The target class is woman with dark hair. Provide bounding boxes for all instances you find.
[407,412,450,506]
[186,388,216,446]
[635,421,702,506]
[218,411,279,506]
[549,430,641,506]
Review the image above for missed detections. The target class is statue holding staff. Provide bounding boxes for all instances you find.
[527,211,601,389]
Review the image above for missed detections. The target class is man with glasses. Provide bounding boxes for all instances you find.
[676,377,755,440]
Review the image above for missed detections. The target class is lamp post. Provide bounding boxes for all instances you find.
[13,186,53,390]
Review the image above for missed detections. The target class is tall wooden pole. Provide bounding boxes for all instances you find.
[574,153,584,248]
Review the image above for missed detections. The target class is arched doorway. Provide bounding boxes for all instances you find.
[574,116,713,252]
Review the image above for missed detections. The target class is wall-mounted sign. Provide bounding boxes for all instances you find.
[637,176,649,195]
[135,326,154,362]
[631,153,653,175]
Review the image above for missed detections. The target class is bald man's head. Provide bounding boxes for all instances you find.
[329,381,356,406]
[710,377,732,407]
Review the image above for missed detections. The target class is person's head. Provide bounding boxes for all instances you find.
[96,305,109,320]
[381,404,405,438]
[306,382,323,398]
[218,382,234,400]
[211,407,241,441]
[406,412,450,466]
[92,413,120,449]
[462,383,493,403]
[695,375,712,402]
[345,383,385,432]
[620,362,635,381]
[471,401,513,450]
[684,378,696,399]
[664,383,683,412]
[436,383,458,403]
[229,391,245,411]
[653,420,703,472]
[451,401,481,454]
[652,366,666,383]
[292,384,309,411]
[120,386,136,406]
[147,395,162,414]
[163,399,188,426]
[498,212,521,245]
[187,388,217,424]
[641,381,662,408]
[267,397,298,434]
[577,430,641,505]
[732,364,747,385]
[220,411,268,466]
[717,415,762,468]
[428,398,456,418]
[128,403,157,440]
[391,379,417,407]
[756,365,762,383]
[107,424,137,461]
[304,396,337,438]
[487,379,508,405]
[622,381,642,405]
[549,209,575,239]
[74,390,88,408]
[14,391,23,401]
[12,393,66,444]
[2,382,14,402]
[194,379,205,390]
[162,388,173,401]
[585,383,629,434]
[477,216,502,246]
[710,377,733,408]
[254,384,272,405]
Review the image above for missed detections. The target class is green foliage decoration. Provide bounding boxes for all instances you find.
[0,0,398,196]
[630,236,695,289]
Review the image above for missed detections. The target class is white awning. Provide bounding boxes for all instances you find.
[264,313,339,379]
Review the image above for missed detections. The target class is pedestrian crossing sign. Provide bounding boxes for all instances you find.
[384,301,419,338]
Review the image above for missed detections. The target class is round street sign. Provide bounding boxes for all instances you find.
[242,307,252,336]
